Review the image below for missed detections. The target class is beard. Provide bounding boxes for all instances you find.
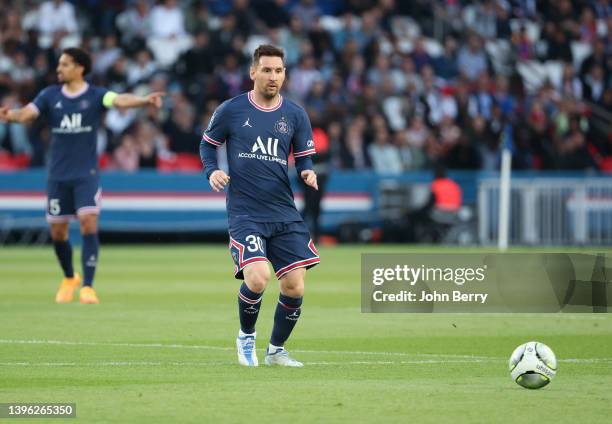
[259,83,279,99]
[262,89,277,99]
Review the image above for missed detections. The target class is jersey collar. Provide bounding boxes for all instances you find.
[61,83,89,98]
[247,90,283,112]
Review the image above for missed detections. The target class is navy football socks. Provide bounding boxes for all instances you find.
[238,282,263,334]
[270,294,302,347]
[53,240,74,278]
[81,234,99,287]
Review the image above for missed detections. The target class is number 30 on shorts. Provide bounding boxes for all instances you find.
[245,235,264,253]
[49,198,61,215]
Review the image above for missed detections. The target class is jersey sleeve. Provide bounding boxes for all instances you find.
[292,107,316,158]
[202,100,231,147]
[94,86,110,110]
[30,87,53,116]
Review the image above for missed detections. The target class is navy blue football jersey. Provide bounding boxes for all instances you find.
[31,84,109,181]
[203,91,316,222]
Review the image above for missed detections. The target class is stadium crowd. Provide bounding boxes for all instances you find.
[0,0,610,173]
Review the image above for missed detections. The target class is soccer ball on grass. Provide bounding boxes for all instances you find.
[509,341,557,389]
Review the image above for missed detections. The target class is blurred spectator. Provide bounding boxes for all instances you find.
[253,0,291,29]
[555,115,596,169]
[1,9,24,44]
[579,7,598,43]
[583,65,606,104]
[148,0,193,67]
[111,134,139,172]
[410,38,433,72]
[468,115,497,170]
[304,79,327,120]
[471,0,498,40]
[543,23,573,62]
[232,0,260,39]
[93,34,122,76]
[457,34,488,81]
[163,98,199,154]
[115,0,152,52]
[291,0,322,31]
[368,127,402,174]
[0,95,31,156]
[217,53,246,99]
[557,63,582,100]
[105,55,129,93]
[37,0,78,37]
[279,16,303,67]
[127,49,157,86]
[579,38,609,82]
[404,115,429,169]
[341,115,370,169]
[289,55,322,100]
[433,36,459,81]
[134,120,166,168]
[511,25,534,61]
[468,72,494,120]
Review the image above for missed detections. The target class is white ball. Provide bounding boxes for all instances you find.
[509,341,557,389]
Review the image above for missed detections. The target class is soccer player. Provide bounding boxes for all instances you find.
[0,47,164,304]
[200,45,320,367]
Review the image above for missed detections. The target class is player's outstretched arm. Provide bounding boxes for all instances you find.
[0,104,39,124]
[111,92,165,109]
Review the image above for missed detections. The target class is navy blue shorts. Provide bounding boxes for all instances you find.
[228,219,320,280]
[46,177,101,223]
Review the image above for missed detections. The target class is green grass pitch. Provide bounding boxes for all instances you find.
[1,245,611,423]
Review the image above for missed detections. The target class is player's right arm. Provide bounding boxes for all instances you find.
[199,100,231,192]
[0,104,39,124]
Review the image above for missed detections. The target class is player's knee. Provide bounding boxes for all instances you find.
[243,264,271,293]
[49,224,68,241]
[79,214,98,234]
[280,272,305,297]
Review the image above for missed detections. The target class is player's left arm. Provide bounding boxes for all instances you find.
[293,108,318,191]
[103,91,165,109]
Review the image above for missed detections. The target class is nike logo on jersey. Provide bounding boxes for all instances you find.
[54,101,62,109]
[242,118,252,127]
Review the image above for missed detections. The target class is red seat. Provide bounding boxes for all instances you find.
[157,153,202,173]
[174,153,202,172]
[600,157,612,172]
[0,152,30,171]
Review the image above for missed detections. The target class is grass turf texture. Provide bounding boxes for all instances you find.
[1,245,611,423]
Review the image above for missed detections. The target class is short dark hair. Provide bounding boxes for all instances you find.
[252,44,285,67]
[62,47,92,76]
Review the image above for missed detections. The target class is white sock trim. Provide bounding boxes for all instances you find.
[268,343,283,351]
[239,330,256,337]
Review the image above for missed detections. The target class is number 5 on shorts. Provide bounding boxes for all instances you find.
[49,198,61,215]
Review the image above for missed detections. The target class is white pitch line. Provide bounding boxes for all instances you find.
[1,339,611,364]
[0,359,494,367]
[0,339,494,360]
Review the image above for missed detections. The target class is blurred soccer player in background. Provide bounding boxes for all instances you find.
[0,47,164,304]
[200,44,320,367]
